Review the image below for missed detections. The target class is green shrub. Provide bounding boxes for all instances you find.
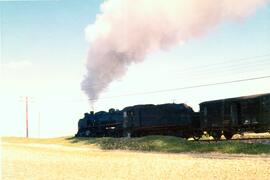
[67,135,270,154]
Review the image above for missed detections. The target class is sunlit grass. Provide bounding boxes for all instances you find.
[3,134,270,154]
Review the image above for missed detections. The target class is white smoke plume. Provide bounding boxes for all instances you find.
[82,0,268,100]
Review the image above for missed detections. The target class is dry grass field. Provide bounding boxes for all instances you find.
[2,137,270,180]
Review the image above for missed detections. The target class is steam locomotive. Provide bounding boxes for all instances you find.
[75,93,270,140]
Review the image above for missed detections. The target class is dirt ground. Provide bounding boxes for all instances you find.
[2,142,270,180]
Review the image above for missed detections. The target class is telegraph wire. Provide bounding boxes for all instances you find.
[170,58,270,77]
[160,61,270,82]
[89,75,270,101]
[37,74,270,103]
[87,61,270,89]
[86,54,270,88]
[161,53,270,74]
[25,54,270,103]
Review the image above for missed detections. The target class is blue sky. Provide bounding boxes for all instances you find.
[2,0,102,65]
[1,0,270,137]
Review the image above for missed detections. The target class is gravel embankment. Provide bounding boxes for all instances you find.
[2,142,270,180]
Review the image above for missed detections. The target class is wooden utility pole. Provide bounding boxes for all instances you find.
[20,96,32,138]
[25,96,29,138]
[38,112,40,138]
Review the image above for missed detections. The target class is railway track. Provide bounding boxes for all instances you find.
[194,137,270,144]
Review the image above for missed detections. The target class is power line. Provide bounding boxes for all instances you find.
[161,53,270,74]
[32,54,270,103]
[86,54,270,89]
[86,64,270,90]
[89,75,270,101]
[146,57,270,80]
[162,63,270,83]
[153,60,270,82]
[33,74,270,104]
[170,58,270,77]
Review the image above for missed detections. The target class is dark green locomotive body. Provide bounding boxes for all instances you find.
[123,103,200,138]
[75,109,123,137]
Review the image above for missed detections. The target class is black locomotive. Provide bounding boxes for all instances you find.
[76,108,123,137]
[75,93,270,140]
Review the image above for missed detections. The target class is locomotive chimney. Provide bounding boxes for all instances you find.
[90,111,94,115]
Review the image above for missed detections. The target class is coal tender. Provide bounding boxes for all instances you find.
[123,103,201,138]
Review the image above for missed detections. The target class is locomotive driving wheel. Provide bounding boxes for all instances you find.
[193,135,201,141]
[211,131,222,141]
[85,130,91,137]
[223,131,234,140]
[192,131,202,141]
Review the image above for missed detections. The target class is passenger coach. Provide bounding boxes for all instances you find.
[200,93,270,140]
